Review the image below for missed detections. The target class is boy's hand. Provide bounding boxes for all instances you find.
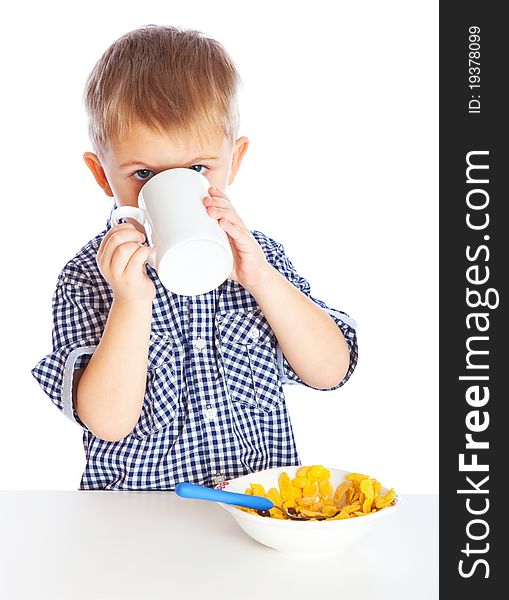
[203,186,273,291]
[97,223,156,303]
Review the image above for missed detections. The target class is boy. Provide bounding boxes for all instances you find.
[32,24,358,490]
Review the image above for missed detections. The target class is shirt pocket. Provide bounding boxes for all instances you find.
[130,332,182,440]
[217,308,284,413]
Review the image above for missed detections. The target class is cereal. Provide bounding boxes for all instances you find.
[318,480,333,504]
[295,466,310,478]
[296,496,315,507]
[340,501,362,514]
[236,465,397,521]
[375,488,397,509]
[307,465,331,482]
[278,472,302,501]
[333,481,350,507]
[360,478,376,513]
[303,482,318,498]
[249,483,265,497]
[346,473,369,483]
[292,476,308,489]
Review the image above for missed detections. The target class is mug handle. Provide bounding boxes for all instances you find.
[110,205,155,248]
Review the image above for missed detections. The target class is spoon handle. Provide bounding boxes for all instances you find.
[175,482,273,510]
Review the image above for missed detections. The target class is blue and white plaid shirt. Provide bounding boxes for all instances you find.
[32,204,358,490]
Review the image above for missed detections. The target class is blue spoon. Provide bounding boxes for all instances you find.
[174,482,328,520]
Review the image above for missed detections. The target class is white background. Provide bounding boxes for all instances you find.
[0,0,438,492]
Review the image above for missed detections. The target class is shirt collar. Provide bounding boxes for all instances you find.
[105,200,118,231]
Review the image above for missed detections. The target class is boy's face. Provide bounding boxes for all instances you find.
[83,123,249,209]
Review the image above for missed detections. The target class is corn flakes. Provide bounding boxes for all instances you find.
[237,465,397,521]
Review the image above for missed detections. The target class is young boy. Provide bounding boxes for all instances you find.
[32,24,358,491]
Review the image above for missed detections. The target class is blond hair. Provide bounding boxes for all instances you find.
[83,24,242,160]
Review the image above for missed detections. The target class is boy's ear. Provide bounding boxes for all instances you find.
[228,136,249,185]
[83,152,114,197]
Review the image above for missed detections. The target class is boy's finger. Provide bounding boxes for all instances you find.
[208,186,226,198]
[100,228,146,268]
[204,194,231,207]
[109,241,145,279]
[98,223,137,258]
[124,243,153,277]
[218,218,245,242]
[206,205,245,229]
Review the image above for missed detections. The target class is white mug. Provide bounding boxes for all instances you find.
[110,168,234,296]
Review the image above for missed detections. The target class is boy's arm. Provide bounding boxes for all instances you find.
[75,296,153,441]
[246,267,350,389]
[32,222,155,441]
[75,223,155,442]
[247,234,358,390]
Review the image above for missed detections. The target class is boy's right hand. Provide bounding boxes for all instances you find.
[97,223,156,303]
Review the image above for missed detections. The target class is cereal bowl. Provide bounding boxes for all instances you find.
[214,466,400,555]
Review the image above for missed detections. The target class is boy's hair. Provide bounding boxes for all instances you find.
[83,24,242,160]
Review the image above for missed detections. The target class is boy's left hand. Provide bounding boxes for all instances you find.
[203,186,273,291]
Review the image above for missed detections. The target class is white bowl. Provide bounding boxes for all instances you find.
[214,466,400,555]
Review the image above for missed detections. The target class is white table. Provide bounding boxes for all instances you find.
[0,492,438,599]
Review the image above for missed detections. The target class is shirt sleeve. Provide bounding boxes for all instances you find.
[267,237,358,391]
[31,262,109,430]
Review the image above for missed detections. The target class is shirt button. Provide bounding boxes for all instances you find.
[204,406,217,422]
[249,326,260,341]
[194,337,206,350]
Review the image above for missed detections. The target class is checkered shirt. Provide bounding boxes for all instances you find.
[32,204,358,490]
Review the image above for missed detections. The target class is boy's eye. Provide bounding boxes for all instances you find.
[188,165,208,174]
[133,169,154,181]
[133,165,208,181]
